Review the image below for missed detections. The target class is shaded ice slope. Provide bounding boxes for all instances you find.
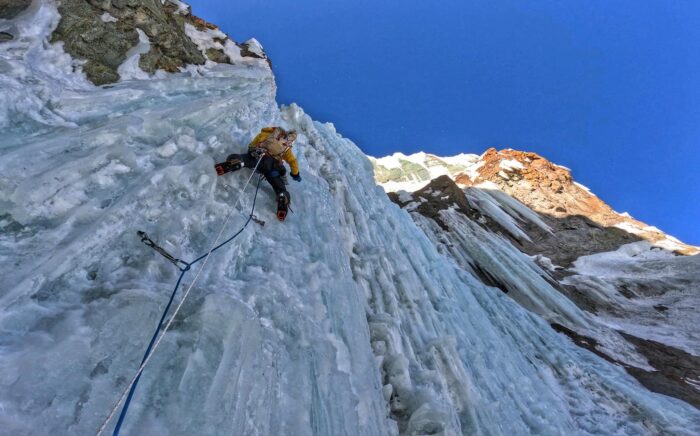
[386,175,700,411]
[1,5,700,436]
[565,242,700,356]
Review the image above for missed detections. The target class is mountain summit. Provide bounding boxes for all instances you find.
[371,148,697,257]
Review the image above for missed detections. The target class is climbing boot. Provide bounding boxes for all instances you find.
[276,192,289,221]
[214,158,242,176]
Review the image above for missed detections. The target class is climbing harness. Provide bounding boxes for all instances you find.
[97,158,264,436]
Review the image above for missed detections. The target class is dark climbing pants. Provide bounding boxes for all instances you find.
[228,152,289,200]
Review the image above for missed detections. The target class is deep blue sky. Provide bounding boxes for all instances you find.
[194,0,700,244]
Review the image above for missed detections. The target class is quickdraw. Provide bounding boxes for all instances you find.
[137,231,190,271]
[250,214,265,226]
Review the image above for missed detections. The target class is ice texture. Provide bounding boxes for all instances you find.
[464,186,552,243]
[565,242,700,356]
[1,2,699,435]
[0,0,91,133]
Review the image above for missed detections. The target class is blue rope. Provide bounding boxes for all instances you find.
[112,175,263,435]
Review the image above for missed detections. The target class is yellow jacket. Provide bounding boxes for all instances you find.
[248,127,300,175]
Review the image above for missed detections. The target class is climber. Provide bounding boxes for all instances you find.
[215,126,301,221]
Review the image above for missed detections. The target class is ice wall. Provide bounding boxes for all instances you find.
[1,2,699,435]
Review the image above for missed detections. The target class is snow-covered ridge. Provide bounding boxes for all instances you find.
[369,151,480,192]
[372,148,699,255]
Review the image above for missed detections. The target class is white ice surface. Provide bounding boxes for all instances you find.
[0,0,92,132]
[565,242,700,356]
[1,2,699,435]
[409,206,651,369]
[117,29,151,81]
[465,186,552,243]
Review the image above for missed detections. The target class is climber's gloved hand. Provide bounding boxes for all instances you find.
[291,172,301,182]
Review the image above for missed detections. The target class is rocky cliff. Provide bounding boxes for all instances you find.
[375,150,700,411]
[46,0,269,84]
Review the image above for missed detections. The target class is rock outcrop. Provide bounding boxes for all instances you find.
[0,0,31,19]
[50,0,267,85]
[0,31,15,42]
[456,148,698,256]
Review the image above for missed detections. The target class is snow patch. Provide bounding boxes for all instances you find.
[165,0,191,15]
[372,152,482,193]
[499,158,524,171]
[243,38,265,57]
[100,12,118,23]
[566,242,700,355]
[117,29,152,81]
[184,24,265,67]
[397,190,413,203]
[574,181,592,193]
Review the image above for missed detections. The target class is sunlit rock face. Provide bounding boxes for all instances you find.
[373,148,697,256]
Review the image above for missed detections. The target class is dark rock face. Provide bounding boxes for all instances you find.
[390,175,642,270]
[500,210,642,270]
[0,0,31,19]
[621,333,700,409]
[51,0,219,85]
[389,175,477,231]
[51,1,138,85]
[51,0,270,85]
[238,41,264,60]
[0,31,15,42]
[205,47,229,64]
